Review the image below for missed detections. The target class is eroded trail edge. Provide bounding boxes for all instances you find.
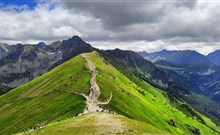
[81,53,113,113]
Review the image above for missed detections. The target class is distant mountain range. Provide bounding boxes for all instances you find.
[0,49,219,134]
[138,49,220,102]
[0,36,220,132]
[139,49,217,65]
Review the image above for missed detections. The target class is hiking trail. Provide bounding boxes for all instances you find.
[80,53,113,113]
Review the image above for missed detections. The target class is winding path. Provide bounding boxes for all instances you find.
[19,53,115,134]
[80,53,113,113]
[58,53,113,113]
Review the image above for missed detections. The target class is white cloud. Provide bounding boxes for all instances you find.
[0,2,101,43]
[91,40,220,55]
[52,26,82,37]
[91,40,165,53]
[0,1,220,54]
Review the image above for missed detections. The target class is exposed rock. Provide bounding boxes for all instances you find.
[0,36,94,94]
[167,119,176,127]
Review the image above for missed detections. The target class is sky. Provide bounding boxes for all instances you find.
[1,0,220,54]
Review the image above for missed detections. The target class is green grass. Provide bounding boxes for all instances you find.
[26,112,168,135]
[0,55,90,135]
[0,52,219,135]
[0,92,85,134]
[87,52,220,135]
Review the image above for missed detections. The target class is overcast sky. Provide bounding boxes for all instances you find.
[1,0,220,54]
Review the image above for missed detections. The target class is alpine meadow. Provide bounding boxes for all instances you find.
[0,1,220,135]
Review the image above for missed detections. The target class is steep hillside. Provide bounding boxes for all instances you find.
[153,59,220,123]
[105,49,191,96]
[87,52,219,134]
[105,49,182,90]
[102,49,220,125]
[0,36,93,94]
[0,55,91,134]
[139,50,220,100]
[0,52,219,135]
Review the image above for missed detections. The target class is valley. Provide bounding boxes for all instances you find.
[0,51,219,134]
[1,1,220,134]
[0,37,220,135]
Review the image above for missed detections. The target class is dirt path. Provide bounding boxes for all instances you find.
[58,53,114,113]
[91,112,126,134]
[81,53,100,101]
[81,53,113,113]
[18,53,115,134]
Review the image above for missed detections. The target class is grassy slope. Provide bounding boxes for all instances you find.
[0,55,91,135]
[0,52,219,135]
[26,112,167,135]
[87,52,220,135]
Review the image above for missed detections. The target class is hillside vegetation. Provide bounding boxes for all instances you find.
[0,55,90,134]
[26,112,167,135]
[87,52,220,134]
[0,52,219,135]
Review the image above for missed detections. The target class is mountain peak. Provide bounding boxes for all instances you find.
[36,42,46,49]
[58,36,93,62]
[69,35,85,43]
[137,51,148,57]
[62,35,90,46]
[71,35,81,39]
[161,49,168,52]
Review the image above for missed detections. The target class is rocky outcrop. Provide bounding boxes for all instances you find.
[0,36,94,94]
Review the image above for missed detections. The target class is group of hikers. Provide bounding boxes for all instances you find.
[23,124,46,133]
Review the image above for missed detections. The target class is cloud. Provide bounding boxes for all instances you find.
[61,0,165,29]
[91,40,220,55]
[60,1,220,42]
[0,2,101,44]
[59,0,220,54]
[52,26,82,37]
[0,1,220,54]
[61,0,198,28]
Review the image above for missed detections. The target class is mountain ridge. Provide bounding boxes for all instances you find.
[0,36,94,94]
[105,48,220,125]
[0,36,220,133]
[138,49,220,102]
[138,49,213,65]
[0,51,219,135]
